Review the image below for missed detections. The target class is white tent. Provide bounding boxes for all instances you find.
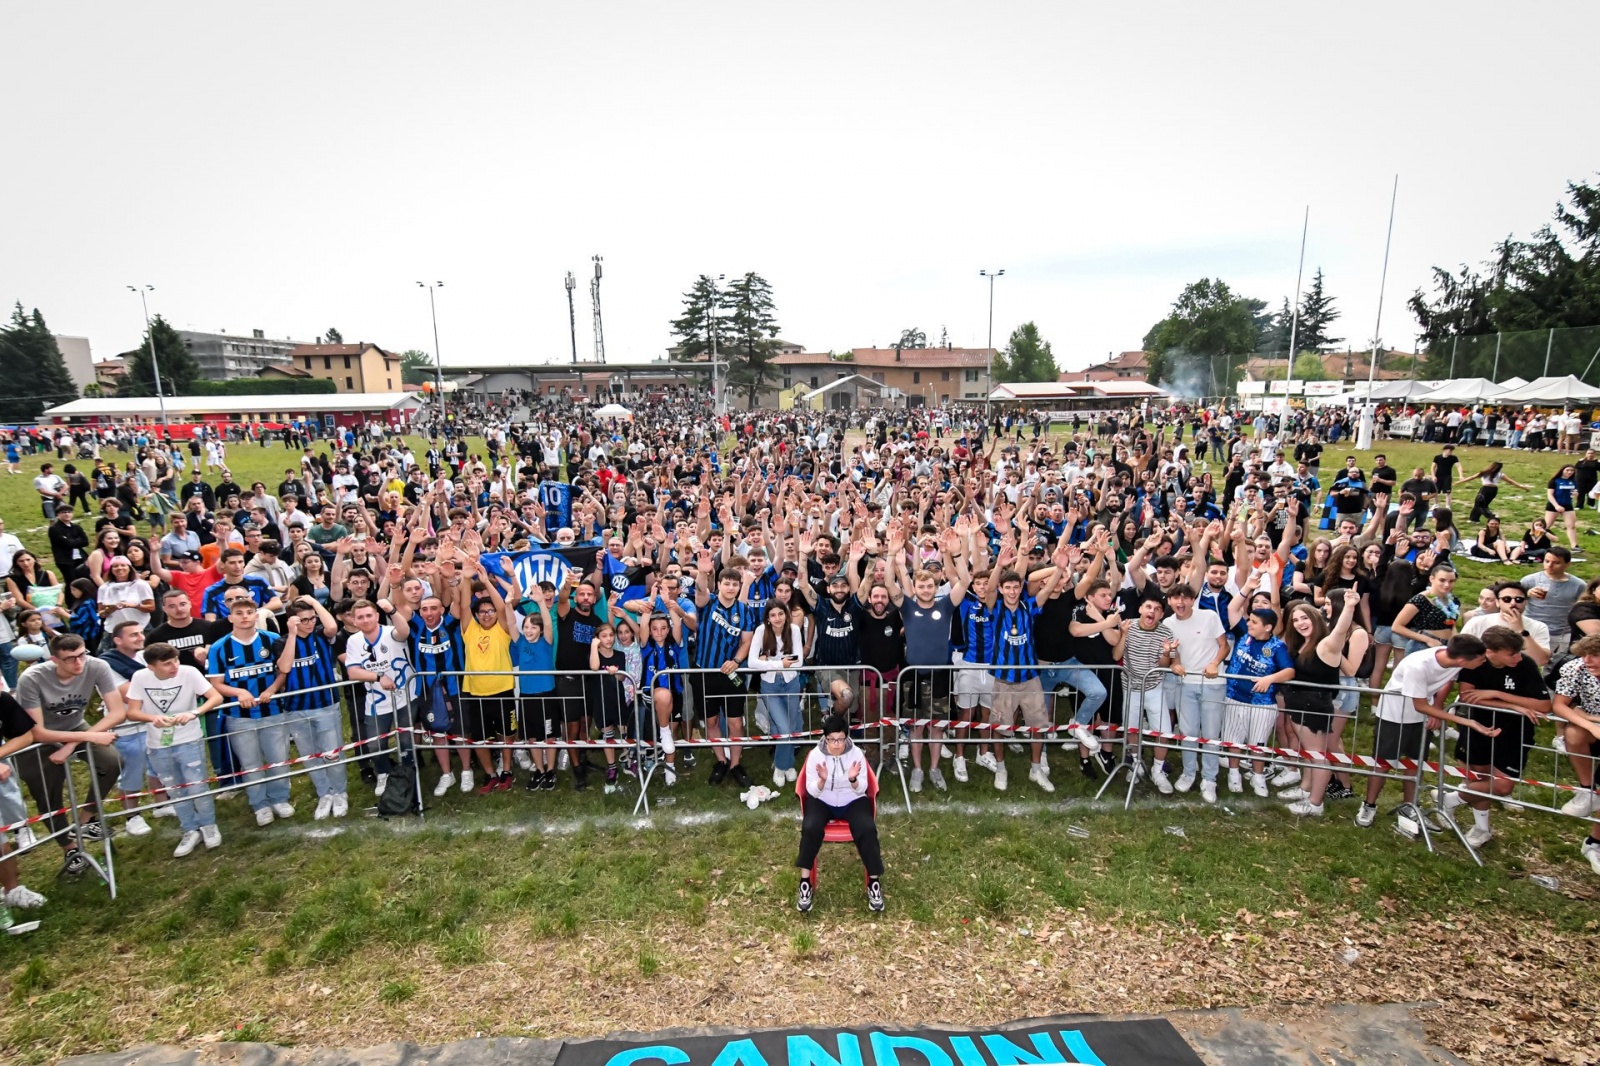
[1418,377,1506,404]
[1365,380,1439,401]
[593,403,633,419]
[1493,375,1600,405]
[1499,376,1528,389]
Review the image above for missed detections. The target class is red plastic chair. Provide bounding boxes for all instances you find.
[795,761,878,886]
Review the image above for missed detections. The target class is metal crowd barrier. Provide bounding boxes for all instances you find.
[0,736,118,899]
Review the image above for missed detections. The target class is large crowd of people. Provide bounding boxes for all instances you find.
[1,393,1599,918]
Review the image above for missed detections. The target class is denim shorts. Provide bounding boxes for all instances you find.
[1335,675,1360,716]
[1372,625,1395,645]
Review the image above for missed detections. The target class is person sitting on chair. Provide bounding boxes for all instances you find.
[796,713,884,914]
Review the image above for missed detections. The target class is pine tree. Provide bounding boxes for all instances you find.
[1296,268,1342,353]
[724,272,782,407]
[0,303,81,421]
[669,275,731,362]
[125,314,201,396]
[325,327,344,343]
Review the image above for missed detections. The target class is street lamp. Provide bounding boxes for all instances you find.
[416,281,445,427]
[127,285,168,431]
[979,269,1004,420]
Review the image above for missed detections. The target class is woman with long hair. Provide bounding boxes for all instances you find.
[1517,519,1553,563]
[1469,517,1513,562]
[1292,539,1333,604]
[749,599,807,786]
[1431,508,1461,554]
[1363,557,1424,691]
[1390,564,1462,657]
[1569,575,1600,641]
[85,527,125,587]
[1547,463,1582,549]
[1317,544,1361,609]
[7,550,58,613]
[1466,461,1528,523]
[1278,594,1360,815]
[293,551,331,604]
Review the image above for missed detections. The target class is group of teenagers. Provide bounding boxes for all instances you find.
[4,399,1600,921]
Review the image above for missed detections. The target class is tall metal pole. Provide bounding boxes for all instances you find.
[128,286,167,431]
[417,282,445,428]
[1544,327,1555,377]
[1283,206,1309,424]
[565,272,579,365]
[980,268,1004,420]
[1492,332,1502,381]
[1449,335,1458,379]
[1357,176,1398,451]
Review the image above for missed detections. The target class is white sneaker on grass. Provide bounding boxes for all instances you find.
[434,772,456,797]
[1278,787,1309,802]
[1227,769,1244,794]
[1580,838,1600,876]
[930,767,947,792]
[773,767,786,788]
[514,749,534,772]
[1150,767,1174,795]
[1200,780,1218,804]
[993,764,1008,792]
[1355,802,1378,828]
[1028,764,1054,793]
[785,767,797,783]
[151,805,177,819]
[271,802,295,820]
[459,769,474,793]
[909,768,924,793]
[3,884,46,908]
[1287,800,1324,817]
[953,756,969,783]
[1174,772,1196,793]
[254,807,274,827]
[940,744,954,759]
[313,795,334,821]
[173,831,201,858]
[1464,825,1493,848]
[200,824,222,849]
[1270,767,1301,788]
[1249,773,1268,798]
[1561,789,1595,818]
[374,774,388,797]
[124,814,152,837]
[975,751,998,774]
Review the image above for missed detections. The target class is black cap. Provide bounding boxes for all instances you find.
[177,550,202,562]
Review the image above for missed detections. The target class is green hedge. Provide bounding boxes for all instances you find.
[189,378,339,396]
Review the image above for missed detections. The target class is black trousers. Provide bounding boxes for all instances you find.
[797,795,883,876]
[15,739,123,846]
[1469,484,1498,522]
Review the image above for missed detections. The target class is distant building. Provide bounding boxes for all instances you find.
[1242,349,1412,384]
[52,335,95,394]
[94,357,129,391]
[1067,350,1149,382]
[178,329,299,380]
[287,342,402,393]
[762,347,995,408]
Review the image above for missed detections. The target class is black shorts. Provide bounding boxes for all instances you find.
[465,688,515,741]
[691,669,747,725]
[554,675,589,723]
[1372,719,1427,764]
[899,667,952,714]
[1284,695,1335,736]
[518,692,555,742]
[586,676,632,731]
[1457,708,1533,777]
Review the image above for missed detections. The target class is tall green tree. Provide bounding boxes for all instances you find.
[1292,352,1329,381]
[124,313,201,396]
[325,327,344,343]
[1255,297,1294,355]
[994,322,1057,383]
[669,275,731,363]
[1296,268,1342,354]
[723,272,782,407]
[0,303,81,420]
[1411,174,1600,377]
[1143,278,1259,396]
[399,349,434,385]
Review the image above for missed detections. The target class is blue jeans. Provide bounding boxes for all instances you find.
[113,732,150,794]
[222,714,292,810]
[0,641,16,691]
[287,705,348,798]
[144,739,215,832]
[759,674,805,771]
[1176,679,1226,782]
[1039,659,1108,724]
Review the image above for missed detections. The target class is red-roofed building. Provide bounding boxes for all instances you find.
[765,347,995,407]
[1065,350,1150,382]
[287,342,402,393]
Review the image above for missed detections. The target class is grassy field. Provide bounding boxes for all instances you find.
[1,428,1598,1065]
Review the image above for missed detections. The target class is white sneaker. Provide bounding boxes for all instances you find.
[930,767,948,792]
[124,814,152,837]
[1249,773,1268,798]
[1174,772,1196,793]
[1580,838,1600,876]
[1227,769,1243,794]
[460,769,474,793]
[1200,780,1218,804]
[1554,735,1568,754]
[434,772,456,797]
[940,744,954,759]
[15,826,36,849]
[374,774,388,797]
[1039,750,1050,775]
[1561,789,1596,817]
[271,802,295,820]
[1028,764,1054,793]
[1464,825,1493,848]
[784,767,797,784]
[173,830,201,858]
[254,807,275,827]
[514,749,534,772]
[975,751,998,774]
[151,804,178,819]
[201,824,222,849]
[1440,789,1465,815]
[910,768,924,793]
[773,767,786,788]
[3,885,46,909]
[1068,724,1101,755]
[1287,800,1325,817]
[660,731,676,755]
[1355,802,1378,828]
[1278,787,1309,802]
[1150,767,1174,795]
[313,795,334,821]
[953,756,969,783]
[994,764,1008,792]
[1270,768,1301,788]
[663,766,677,787]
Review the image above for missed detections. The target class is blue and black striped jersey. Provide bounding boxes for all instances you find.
[986,600,1041,683]
[408,614,465,695]
[279,632,337,712]
[640,639,685,692]
[201,576,273,619]
[957,592,994,664]
[695,598,752,669]
[206,632,282,717]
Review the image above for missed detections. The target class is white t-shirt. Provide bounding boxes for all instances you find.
[1376,648,1460,724]
[331,473,360,503]
[33,473,63,499]
[344,625,414,716]
[0,531,23,576]
[1461,612,1551,652]
[98,578,154,631]
[1164,608,1226,682]
[126,664,212,749]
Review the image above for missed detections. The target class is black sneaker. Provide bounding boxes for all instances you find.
[1095,751,1117,775]
[76,820,105,842]
[544,770,558,791]
[797,878,814,913]
[58,848,88,879]
[709,761,729,786]
[1324,781,1354,801]
[525,772,542,792]
[1079,757,1101,781]
[867,878,885,913]
[730,764,753,788]
[680,749,697,768]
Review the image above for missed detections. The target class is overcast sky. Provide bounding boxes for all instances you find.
[4,3,1595,375]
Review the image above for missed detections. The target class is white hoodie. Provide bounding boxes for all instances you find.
[803,738,870,807]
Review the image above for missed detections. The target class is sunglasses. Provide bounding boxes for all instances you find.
[1498,596,1526,604]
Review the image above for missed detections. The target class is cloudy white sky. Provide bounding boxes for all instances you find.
[3,3,1595,375]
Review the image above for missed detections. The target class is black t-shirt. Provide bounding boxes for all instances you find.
[148,618,215,671]
[0,692,34,741]
[856,607,905,674]
[1400,477,1436,503]
[1370,464,1399,494]
[1070,602,1119,666]
[1035,591,1077,661]
[1432,454,1460,484]
[1569,600,1600,637]
[1294,441,1323,467]
[1460,656,1548,701]
[555,607,600,671]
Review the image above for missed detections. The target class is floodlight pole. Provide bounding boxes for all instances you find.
[980,268,1004,421]
[127,285,167,431]
[1357,176,1398,451]
[417,282,445,427]
[1283,206,1309,424]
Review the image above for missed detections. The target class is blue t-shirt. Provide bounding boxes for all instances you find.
[1226,635,1293,705]
[1549,476,1577,510]
[512,633,555,694]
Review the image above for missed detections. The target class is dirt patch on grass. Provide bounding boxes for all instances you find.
[37,907,1596,1066]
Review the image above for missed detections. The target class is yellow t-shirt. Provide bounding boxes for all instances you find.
[462,619,513,695]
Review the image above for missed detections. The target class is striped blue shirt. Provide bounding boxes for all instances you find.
[280,632,337,712]
[986,600,1041,683]
[207,631,282,717]
[695,598,752,669]
[958,593,993,664]
[746,565,779,604]
[408,614,464,695]
[201,575,273,619]
[641,638,685,692]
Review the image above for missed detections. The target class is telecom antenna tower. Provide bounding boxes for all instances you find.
[590,255,606,364]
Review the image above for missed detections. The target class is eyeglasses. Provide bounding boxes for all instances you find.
[1498,596,1526,604]
[824,735,849,744]
[57,652,87,663]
